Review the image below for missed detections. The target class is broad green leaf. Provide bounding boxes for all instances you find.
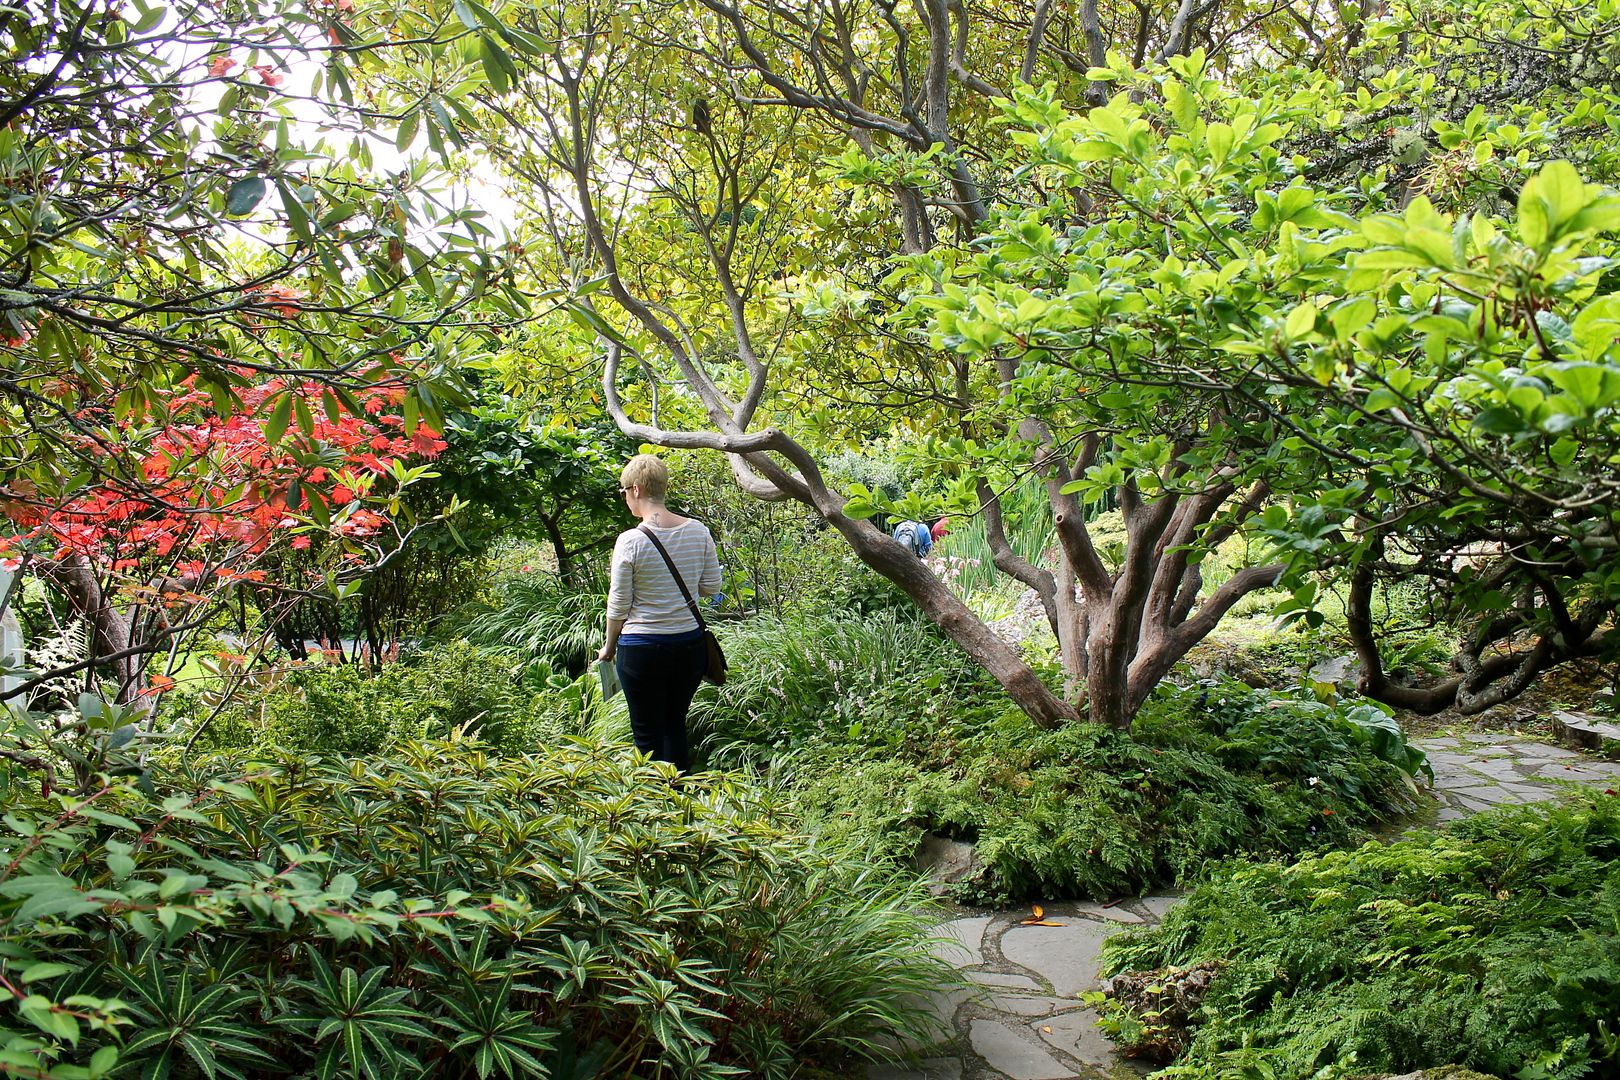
[225,176,268,217]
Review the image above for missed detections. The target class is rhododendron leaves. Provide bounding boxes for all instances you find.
[225,177,268,218]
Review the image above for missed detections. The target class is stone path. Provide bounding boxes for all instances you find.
[872,734,1620,1080]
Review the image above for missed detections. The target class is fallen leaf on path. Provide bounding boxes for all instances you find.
[1020,903,1064,926]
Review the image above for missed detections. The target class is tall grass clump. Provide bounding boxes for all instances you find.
[1095,792,1620,1079]
[934,478,1054,600]
[446,569,607,676]
[694,608,989,760]
[0,737,958,1079]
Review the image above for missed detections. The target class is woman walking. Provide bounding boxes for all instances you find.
[596,455,722,773]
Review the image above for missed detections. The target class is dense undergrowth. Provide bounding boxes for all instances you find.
[177,637,625,757]
[0,738,953,1079]
[1095,793,1620,1079]
[695,610,1429,903]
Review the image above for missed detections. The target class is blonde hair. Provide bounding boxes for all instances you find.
[619,454,668,501]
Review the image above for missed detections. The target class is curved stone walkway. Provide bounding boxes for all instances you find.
[871,734,1620,1080]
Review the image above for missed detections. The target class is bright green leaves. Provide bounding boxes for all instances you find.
[1354,196,1461,272]
[1516,159,1620,248]
[1012,80,1284,182]
[1252,185,1341,232]
[1544,362,1620,413]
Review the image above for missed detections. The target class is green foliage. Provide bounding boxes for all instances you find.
[707,616,1427,900]
[0,739,956,1079]
[694,609,982,757]
[184,640,567,755]
[919,44,1620,711]
[1098,793,1620,1079]
[669,454,910,617]
[436,386,633,581]
[444,571,609,678]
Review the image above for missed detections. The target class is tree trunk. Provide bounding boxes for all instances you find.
[827,510,1081,729]
[46,555,142,704]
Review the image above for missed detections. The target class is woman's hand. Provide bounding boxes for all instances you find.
[596,645,615,663]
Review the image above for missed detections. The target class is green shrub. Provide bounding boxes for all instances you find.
[0,738,957,1079]
[764,679,1427,903]
[443,570,608,677]
[693,608,988,760]
[1096,793,1620,1079]
[184,640,570,755]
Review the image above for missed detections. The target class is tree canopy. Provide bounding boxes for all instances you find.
[4,0,1619,731]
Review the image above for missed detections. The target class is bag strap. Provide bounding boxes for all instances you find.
[638,525,708,631]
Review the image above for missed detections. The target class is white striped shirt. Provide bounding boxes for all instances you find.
[606,519,723,635]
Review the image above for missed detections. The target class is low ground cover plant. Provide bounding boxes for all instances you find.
[697,610,1428,901]
[178,640,576,755]
[0,738,954,1079]
[1094,793,1620,1079]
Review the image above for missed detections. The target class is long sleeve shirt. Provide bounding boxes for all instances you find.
[606,520,722,636]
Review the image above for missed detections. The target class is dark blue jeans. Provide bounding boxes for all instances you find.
[615,636,706,773]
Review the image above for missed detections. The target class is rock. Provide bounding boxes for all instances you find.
[969,971,1045,992]
[1068,900,1144,925]
[932,916,993,967]
[1550,711,1620,757]
[915,834,983,894]
[1000,919,1116,998]
[992,994,1089,1017]
[967,1019,1075,1080]
[1030,1008,1119,1069]
[1308,653,1362,688]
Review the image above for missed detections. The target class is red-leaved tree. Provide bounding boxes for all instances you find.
[1,372,448,709]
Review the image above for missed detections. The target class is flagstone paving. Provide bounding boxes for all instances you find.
[871,733,1620,1080]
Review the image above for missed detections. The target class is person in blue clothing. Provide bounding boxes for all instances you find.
[891,519,934,558]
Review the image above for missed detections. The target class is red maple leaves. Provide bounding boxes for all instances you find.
[1,373,447,575]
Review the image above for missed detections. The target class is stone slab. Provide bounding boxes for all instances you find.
[1551,711,1620,753]
[990,994,1091,1018]
[934,916,993,967]
[1068,901,1145,925]
[867,1057,965,1080]
[1534,762,1620,783]
[1032,1008,1118,1069]
[1136,894,1182,922]
[968,1019,1076,1080]
[970,970,1046,992]
[1000,920,1114,998]
[1503,741,1578,759]
[886,987,972,1052]
[1440,785,1504,801]
[1469,759,1536,782]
